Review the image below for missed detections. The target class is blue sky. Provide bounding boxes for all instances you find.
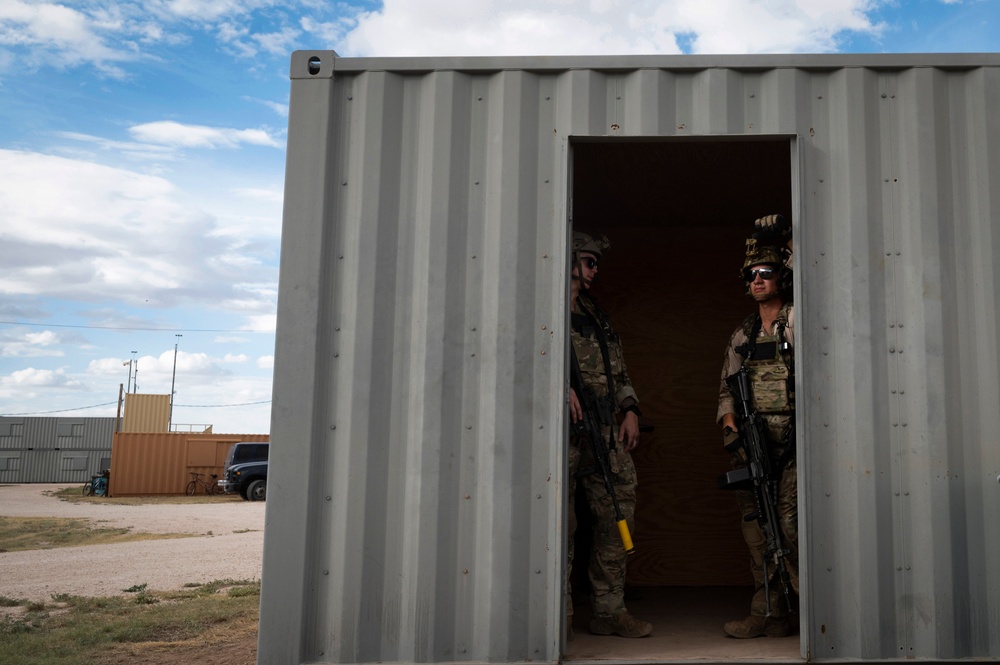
[1,0,997,434]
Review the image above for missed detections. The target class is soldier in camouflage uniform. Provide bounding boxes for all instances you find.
[717,214,799,639]
[566,232,652,639]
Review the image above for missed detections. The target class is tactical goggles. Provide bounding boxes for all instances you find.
[578,256,598,269]
[746,267,776,281]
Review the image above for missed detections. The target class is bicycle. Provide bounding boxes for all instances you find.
[83,469,110,497]
[186,472,221,496]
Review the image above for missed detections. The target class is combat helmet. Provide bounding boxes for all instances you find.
[740,238,783,281]
[572,231,610,259]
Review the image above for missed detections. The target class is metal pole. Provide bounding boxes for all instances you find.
[130,351,137,392]
[116,383,124,433]
[169,335,182,432]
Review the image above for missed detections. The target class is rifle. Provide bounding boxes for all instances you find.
[717,365,793,616]
[570,349,635,554]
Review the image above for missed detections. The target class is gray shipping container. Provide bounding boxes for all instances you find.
[0,417,114,484]
[260,52,1000,664]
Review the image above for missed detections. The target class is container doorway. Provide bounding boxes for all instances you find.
[565,138,802,662]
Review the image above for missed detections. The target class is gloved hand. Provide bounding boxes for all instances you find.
[752,214,791,242]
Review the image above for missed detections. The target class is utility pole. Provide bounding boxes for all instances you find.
[169,335,182,432]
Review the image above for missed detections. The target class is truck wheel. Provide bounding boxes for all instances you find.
[247,479,266,502]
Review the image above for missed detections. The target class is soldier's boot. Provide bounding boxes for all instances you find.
[589,611,653,638]
[723,615,790,639]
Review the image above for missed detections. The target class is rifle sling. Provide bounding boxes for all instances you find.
[735,314,762,359]
[576,295,617,403]
[569,342,616,452]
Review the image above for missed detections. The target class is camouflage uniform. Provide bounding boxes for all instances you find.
[717,301,799,621]
[567,293,639,620]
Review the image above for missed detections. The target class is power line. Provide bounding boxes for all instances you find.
[0,320,274,333]
[174,400,272,408]
[1,401,119,416]
[2,399,272,417]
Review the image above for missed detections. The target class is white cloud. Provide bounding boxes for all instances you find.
[57,131,180,163]
[24,330,60,346]
[0,329,66,358]
[214,335,250,344]
[128,121,283,149]
[300,15,356,45]
[0,0,310,77]
[224,353,248,363]
[244,96,290,118]
[88,357,134,376]
[257,355,274,369]
[251,26,301,55]
[155,0,276,22]
[2,366,82,388]
[231,186,284,204]
[105,350,236,394]
[0,149,278,313]
[330,0,884,56]
[667,0,882,53]
[147,349,225,374]
[0,1,130,76]
[242,314,277,333]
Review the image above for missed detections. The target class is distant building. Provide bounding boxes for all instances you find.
[0,417,115,484]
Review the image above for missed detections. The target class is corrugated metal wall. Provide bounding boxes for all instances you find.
[0,417,114,483]
[109,432,269,495]
[792,62,1000,661]
[121,393,171,432]
[260,53,1000,664]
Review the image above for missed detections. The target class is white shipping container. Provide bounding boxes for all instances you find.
[260,52,1000,664]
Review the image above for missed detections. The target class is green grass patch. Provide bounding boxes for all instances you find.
[49,486,244,505]
[0,517,193,553]
[0,580,260,665]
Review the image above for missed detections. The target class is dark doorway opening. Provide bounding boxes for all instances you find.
[566,138,801,662]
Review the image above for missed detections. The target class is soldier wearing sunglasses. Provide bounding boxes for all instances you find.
[716,214,799,639]
[565,231,651,640]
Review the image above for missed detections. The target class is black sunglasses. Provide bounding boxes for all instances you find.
[579,257,598,269]
[747,267,776,281]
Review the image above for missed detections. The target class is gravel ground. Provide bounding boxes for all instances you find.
[1,483,265,602]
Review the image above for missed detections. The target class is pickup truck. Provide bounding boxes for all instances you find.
[221,459,267,501]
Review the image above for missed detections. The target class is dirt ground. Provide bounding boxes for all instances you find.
[1,483,265,664]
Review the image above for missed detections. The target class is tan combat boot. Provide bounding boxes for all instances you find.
[723,615,790,639]
[589,611,653,638]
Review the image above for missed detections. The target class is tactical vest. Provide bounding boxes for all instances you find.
[738,305,794,415]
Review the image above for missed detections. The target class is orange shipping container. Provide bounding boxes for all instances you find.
[109,432,269,496]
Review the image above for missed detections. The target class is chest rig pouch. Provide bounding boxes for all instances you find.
[738,310,794,415]
[745,334,793,413]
